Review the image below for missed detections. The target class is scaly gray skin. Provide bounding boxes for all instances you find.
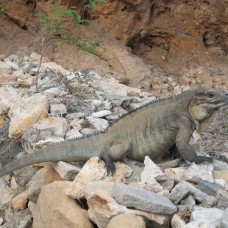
[0,88,227,177]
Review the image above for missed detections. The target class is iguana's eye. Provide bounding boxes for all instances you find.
[208,92,214,98]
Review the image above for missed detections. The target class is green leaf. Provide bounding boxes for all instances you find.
[20,17,25,22]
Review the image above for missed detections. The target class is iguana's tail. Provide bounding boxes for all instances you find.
[0,134,103,177]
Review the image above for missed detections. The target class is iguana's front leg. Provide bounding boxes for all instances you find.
[176,126,213,164]
[100,137,130,175]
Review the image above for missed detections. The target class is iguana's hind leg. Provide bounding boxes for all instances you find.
[100,138,130,175]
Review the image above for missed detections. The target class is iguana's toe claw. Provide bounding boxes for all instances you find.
[99,152,116,175]
[109,162,116,175]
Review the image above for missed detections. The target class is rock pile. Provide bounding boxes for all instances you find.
[0,53,227,228]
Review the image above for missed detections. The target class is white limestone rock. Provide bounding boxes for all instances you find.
[92,110,112,118]
[85,181,169,228]
[34,117,68,138]
[86,116,109,131]
[185,221,216,228]
[164,163,214,183]
[50,103,67,115]
[65,157,132,199]
[141,156,164,193]
[32,181,93,228]
[171,214,185,228]
[141,156,166,181]
[8,94,49,138]
[190,207,224,227]
[0,86,19,115]
[53,161,81,180]
[0,61,12,76]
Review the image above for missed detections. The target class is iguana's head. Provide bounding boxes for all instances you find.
[189,88,228,124]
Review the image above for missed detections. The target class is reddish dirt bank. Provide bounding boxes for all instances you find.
[0,0,227,93]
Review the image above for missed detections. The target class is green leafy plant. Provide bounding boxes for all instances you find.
[83,0,105,9]
[0,0,105,90]
[34,1,106,89]
[0,5,4,13]
[34,1,103,53]
[1,0,128,89]
[74,71,89,84]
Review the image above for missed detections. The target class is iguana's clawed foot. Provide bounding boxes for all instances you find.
[99,152,116,175]
[192,156,213,164]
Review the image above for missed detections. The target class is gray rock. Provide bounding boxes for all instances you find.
[11,208,32,228]
[23,63,38,74]
[80,128,96,135]
[102,100,112,110]
[91,99,103,107]
[90,99,112,111]
[87,116,109,131]
[65,98,93,114]
[4,59,20,71]
[16,73,34,87]
[185,221,216,228]
[164,163,214,183]
[91,78,140,98]
[50,103,67,115]
[92,110,112,118]
[216,190,228,209]
[157,159,181,170]
[169,181,216,207]
[158,176,175,191]
[112,106,128,115]
[23,56,29,61]
[190,207,224,227]
[0,178,15,205]
[87,70,102,80]
[0,61,12,75]
[197,180,221,196]
[64,72,76,81]
[213,160,228,171]
[201,195,217,208]
[221,208,228,228]
[21,117,67,151]
[169,181,194,204]
[53,161,81,180]
[218,153,228,163]
[103,93,134,108]
[6,54,19,64]
[215,179,228,191]
[8,94,49,139]
[0,85,19,115]
[124,159,144,183]
[66,112,87,119]
[141,156,166,181]
[140,156,164,192]
[112,183,177,215]
[43,87,68,97]
[106,114,121,121]
[181,195,196,210]
[107,213,146,228]
[171,214,185,228]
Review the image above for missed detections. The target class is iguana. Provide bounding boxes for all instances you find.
[0,88,227,177]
